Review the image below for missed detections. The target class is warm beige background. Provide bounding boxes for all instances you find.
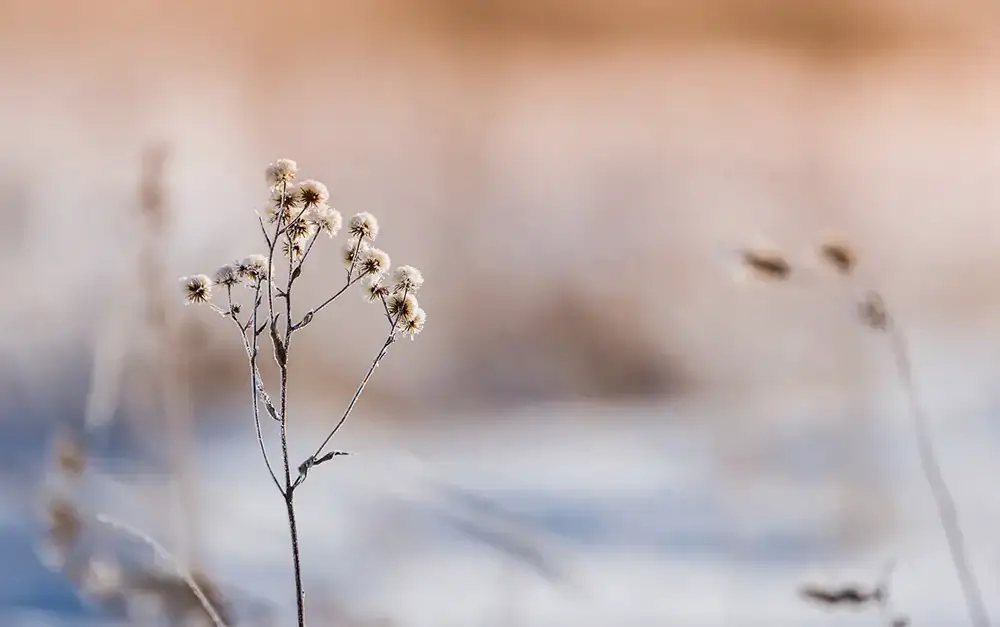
[3,0,1000,414]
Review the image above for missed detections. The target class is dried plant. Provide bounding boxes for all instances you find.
[736,239,989,627]
[181,158,427,627]
[799,561,907,626]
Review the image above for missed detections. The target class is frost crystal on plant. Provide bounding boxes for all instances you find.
[391,265,424,293]
[342,237,371,268]
[297,179,329,207]
[364,277,391,302]
[400,308,426,338]
[268,185,302,223]
[238,254,270,283]
[266,158,298,188]
[359,247,390,277]
[387,292,419,321]
[307,205,342,237]
[181,274,213,304]
[349,212,379,241]
[214,263,240,287]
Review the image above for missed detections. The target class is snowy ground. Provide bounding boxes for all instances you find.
[4,379,1000,627]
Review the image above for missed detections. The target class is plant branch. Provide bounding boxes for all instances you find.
[883,310,989,627]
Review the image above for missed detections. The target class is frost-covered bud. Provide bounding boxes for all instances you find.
[238,254,270,283]
[391,265,424,293]
[266,158,298,187]
[342,237,371,268]
[267,184,303,223]
[307,204,342,237]
[358,247,390,277]
[214,263,240,287]
[297,179,329,207]
[349,212,379,241]
[364,276,392,303]
[400,308,426,339]
[180,274,212,304]
[386,292,418,321]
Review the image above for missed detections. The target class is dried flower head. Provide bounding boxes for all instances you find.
[307,204,342,237]
[267,185,303,223]
[213,263,240,288]
[238,254,269,283]
[819,240,856,275]
[359,247,390,277]
[387,292,419,321]
[392,265,424,293]
[342,237,371,268]
[365,277,392,302]
[349,212,379,241]
[284,215,315,243]
[266,158,298,187]
[282,233,310,260]
[740,249,792,281]
[400,308,426,338]
[297,179,329,207]
[180,275,213,304]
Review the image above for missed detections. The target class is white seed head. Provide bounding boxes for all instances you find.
[285,215,315,242]
[180,274,213,304]
[387,292,419,321]
[349,212,380,240]
[213,263,240,287]
[364,277,392,303]
[297,179,329,207]
[392,265,424,293]
[359,247,390,277]
[267,184,303,223]
[266,158,298,187]
[282,231,311,260]
[400,308,426,339]
[238,254,270,283]
[307,204,342,237]
[342,237,371,268]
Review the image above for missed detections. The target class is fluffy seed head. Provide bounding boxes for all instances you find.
[267,185,303,223]
[400,308,426,338]
[364,277,392,302]
[342,237,371,268]
[297,179,329,207]
[285,215,315,242]
[238,254,270,283]
[181,274,213,304]
[392,265,424,293]
[387,292,419,321]
[349,212,379,240]
[213,263,240,287]
[359,247,390,277]
[266,159,298,187]
[307,204,342,237]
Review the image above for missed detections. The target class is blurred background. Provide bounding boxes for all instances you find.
[4,0,1000,624]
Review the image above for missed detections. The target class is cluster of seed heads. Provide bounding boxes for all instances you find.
[739,237,883,330]
[180,158,426,338]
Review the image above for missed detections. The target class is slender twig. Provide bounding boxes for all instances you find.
[882,312,989,627]
[95,514,227,627]
[295,273,368,329]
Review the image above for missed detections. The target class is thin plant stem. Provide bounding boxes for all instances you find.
[95,514,227,627]
[300,305,403,480]
[884,315,989,627]
[280,225,306,627]
[230,285,283,495]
